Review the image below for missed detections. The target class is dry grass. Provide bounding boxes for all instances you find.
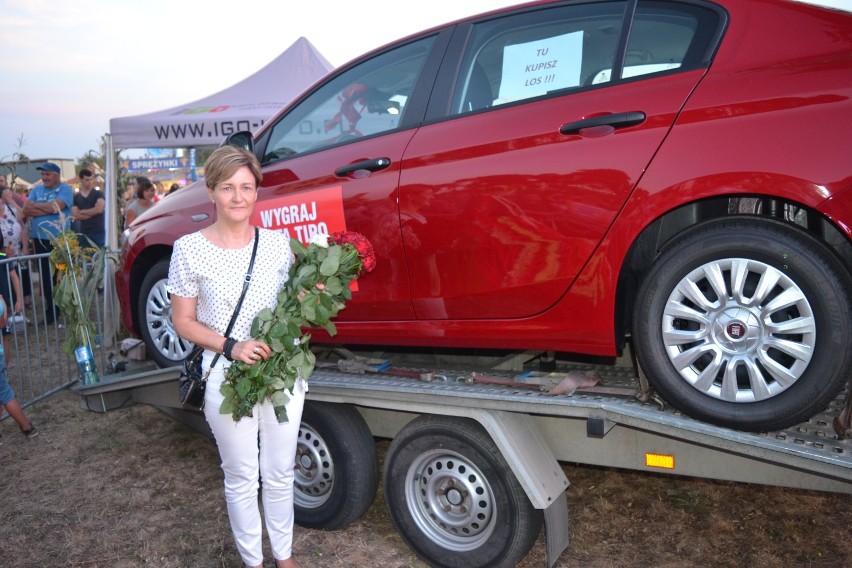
[1,388,850,568]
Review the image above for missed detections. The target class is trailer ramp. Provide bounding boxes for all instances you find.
[76,362,852,494]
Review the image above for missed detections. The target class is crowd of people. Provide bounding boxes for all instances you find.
[0,164,177,444]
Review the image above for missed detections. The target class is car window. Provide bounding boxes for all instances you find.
[605,1,722,83]
[450,0,721,114]
[450,2,629,115]
[261,36,436,164]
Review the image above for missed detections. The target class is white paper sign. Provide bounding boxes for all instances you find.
[497,31,583,104]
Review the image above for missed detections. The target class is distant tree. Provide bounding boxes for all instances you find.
[76,150,105,175]
[1,133,30,192]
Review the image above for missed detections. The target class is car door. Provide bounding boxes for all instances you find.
[251,34,447,321]
[399,0,724,320]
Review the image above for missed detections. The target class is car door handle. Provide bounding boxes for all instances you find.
[560,111,646,135]
[335,157,392,177]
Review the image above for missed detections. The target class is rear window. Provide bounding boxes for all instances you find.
[451,0,722,115]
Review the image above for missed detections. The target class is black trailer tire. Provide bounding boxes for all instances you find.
[383,415,542,568]
[633,219,852,432]
[137,258,190,368]
[295,402,378,529]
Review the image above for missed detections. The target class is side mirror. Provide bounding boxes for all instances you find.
[222,131,254,153]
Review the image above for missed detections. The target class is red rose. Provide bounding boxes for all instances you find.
[330,231,377,273]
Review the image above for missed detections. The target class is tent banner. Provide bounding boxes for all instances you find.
[127,157,189,171]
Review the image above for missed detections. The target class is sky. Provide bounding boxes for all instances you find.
[1,0,847,163]
[0,0,523,161]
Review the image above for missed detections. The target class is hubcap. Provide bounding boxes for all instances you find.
[294,424,334,508]
[145,278,190,362]
[404,449,496,552]
[662,258,815,403]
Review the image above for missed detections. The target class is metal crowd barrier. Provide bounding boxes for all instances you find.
[0,250,122,418]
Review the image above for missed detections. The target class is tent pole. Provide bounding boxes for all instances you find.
[105,134,118,251]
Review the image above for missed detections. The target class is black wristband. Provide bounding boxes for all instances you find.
[222,337,238,361]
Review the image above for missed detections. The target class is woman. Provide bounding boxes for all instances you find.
[168,145,303,568]
[123,176,156,228]
[0,187,31,309]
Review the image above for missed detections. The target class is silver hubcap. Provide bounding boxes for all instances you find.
[663,258,815,403]
[145,278,190,362]
[294,424,334,508]
[404,449,496,551]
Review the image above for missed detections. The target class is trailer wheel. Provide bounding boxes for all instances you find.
[295,402,378,529]
[383,415,542,568]
[137,259,190,368]
[634,219,852,432]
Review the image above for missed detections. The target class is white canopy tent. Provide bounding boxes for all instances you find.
[104,36,334,249]
[109,37,333,149]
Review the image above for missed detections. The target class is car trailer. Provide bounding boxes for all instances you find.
[76,354,852,568]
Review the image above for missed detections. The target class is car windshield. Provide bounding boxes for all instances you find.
[261,36,435,164]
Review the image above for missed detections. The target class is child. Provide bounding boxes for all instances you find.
[0,295,37,440]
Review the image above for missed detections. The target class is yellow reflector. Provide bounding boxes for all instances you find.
[645,453,675,470]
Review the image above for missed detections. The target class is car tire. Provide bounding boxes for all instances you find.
[137,258,190,368]
[383,415,542,568]
[295,402,379,529]
[633,219,852,432]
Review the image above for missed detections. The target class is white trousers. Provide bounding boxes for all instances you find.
[204,367,306,566]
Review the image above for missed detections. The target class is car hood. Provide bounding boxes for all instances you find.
[129,180,211,228]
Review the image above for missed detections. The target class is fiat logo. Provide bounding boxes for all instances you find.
[727,322,747,339]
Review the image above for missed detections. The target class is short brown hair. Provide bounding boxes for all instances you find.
[135,176,154,199]
[204,146,262,190]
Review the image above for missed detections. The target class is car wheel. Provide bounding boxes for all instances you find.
[634,219,852,432]
[383,415,542,568]
[295,402,378,529]
[137,259,190,368]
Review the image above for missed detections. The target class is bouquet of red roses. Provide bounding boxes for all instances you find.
[220,231,376,422]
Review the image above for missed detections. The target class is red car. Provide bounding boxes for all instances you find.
[118,0,852,433]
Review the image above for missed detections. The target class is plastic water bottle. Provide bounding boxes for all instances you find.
[75,345,100,385]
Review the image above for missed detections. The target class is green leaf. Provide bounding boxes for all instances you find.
[288,322,302,338]
[315,303,330,323]
[269,321,288,338]
[303,349,317,380]
[274,405,290,423]
[320,254,340,276]
[301,299,316,321]
[270,388,291,408]
[324,320,337,336]
[290,238,307,256]
[290,350,305,368]
[297,263,317,280]
[235,378,253,398]
[318,293,333,309]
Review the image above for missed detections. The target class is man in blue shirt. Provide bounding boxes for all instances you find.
[23,162,73,324]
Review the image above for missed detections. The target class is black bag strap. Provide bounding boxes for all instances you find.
[208,227,260,369]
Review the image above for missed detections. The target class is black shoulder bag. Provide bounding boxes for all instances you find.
[179,227,260,410]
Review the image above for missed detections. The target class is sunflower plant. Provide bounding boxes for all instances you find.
[220,231,376,423]
[46,221,107,356]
